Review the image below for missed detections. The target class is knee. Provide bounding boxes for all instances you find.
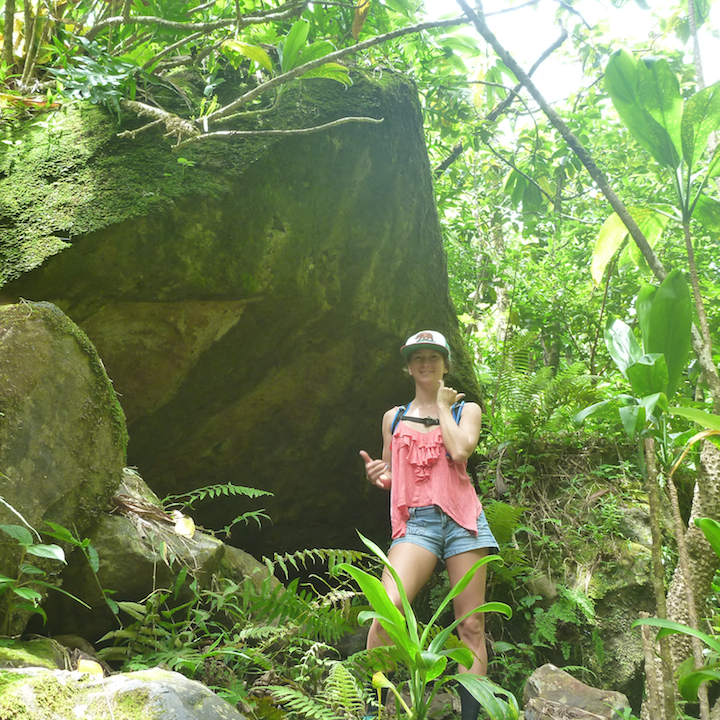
[456,613,485,643]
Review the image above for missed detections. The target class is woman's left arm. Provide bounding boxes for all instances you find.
[437,381,482,463]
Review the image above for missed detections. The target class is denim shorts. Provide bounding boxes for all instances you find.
[389,505,499,561]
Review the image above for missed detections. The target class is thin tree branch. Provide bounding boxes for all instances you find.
[118,100,199,140]
[480,139,554,203]
[174,115,384,149]
[188,1,219,13]
[87,1,308,41]
[205,16,470,123]
[434,30,567,177]
[143,31,207,70]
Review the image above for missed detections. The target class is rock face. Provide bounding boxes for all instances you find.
[40,468,278,642]
[0,302,127,631]
[0,666,247,720]
[523,664,630,719]
[0,73,481,558]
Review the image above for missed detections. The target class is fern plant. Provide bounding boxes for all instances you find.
[488,333,601,446]
[162,482,274,537]
[265,659,367,720]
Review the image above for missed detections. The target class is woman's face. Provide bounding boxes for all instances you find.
[407,349,447,380]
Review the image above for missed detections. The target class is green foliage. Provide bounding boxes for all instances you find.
[633,518,720,703]
[487,339,601,447]
[262,548,367,581]
[483,501,525,545]
[163,481,273,536]
[335,532,517,720]
[265,661,366,720]
[50,37,146,114]
[0,500,90,635]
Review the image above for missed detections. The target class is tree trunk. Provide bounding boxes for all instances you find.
[643,438,676,720]
[3,0,16,70]
[666,441,720,715]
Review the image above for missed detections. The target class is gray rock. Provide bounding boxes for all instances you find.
[523,664,630,720]
[0,302,126,633]
[41,469,226,641]
[0,666,247,719]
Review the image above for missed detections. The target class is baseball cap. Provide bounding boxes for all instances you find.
[400,330,451,361]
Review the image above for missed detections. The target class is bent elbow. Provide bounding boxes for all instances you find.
[449,449,471,464]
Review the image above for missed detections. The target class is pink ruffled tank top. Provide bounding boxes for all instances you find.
[390,421,482,540]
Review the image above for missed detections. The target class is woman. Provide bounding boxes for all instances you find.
[359,330,498,720]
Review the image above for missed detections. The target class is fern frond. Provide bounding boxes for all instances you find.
[262,548,369,578]
[483,501,525,545]
[320,662,366,718]
[163,482,274,510]
[265,685,343,720]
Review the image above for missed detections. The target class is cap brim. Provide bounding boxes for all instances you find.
[400,342,450,359]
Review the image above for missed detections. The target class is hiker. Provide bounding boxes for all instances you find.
[359,329,498,720]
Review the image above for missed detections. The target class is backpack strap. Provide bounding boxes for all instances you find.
[451,400,465,424]
[392,401,465,435]
[391,403,408,435]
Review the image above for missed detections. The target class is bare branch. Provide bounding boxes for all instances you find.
[205,16,470,123]
[189,0,220,13]
[550,0,592,30]
[119,100,199,140]
[174,115,384,149]
[143,31,207,71]
[87,1,308,41]
[434,30,567,177]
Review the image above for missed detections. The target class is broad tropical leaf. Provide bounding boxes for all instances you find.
[352,0,371,40]
[632,617,720,655]
[619,404,646,437]
[302,63,351,87]
[637,57,683,167]
[604,316,642,376]
[678,667,720,703]
[592,207,670,284]
[626,354,668,398]
[605,49,681,169]
[0,524,34,547]
[681,81,720,170]
[221,40,274,73]
[669,406,720,430]
[695,517,720,559]
[281,21,310,74]
[26,543,66,563]
[641,269,692,397]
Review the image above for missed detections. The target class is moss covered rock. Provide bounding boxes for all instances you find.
[0,72,480,557]
[0,302,127,632]
[0,666,246,719]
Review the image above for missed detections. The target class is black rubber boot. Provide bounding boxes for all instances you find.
[457,684,481,720]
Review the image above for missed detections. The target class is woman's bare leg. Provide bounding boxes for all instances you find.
[445,549,489,675]
[366,542,439,650]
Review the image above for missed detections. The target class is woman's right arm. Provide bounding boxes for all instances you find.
[360,408,396,489]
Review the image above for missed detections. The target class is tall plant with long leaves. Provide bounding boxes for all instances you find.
[335,532,517,720]
[577,268,694,719]
[593,50,720,407]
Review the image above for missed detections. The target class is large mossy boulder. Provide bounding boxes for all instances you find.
[0,72,480,558]
[0,302,127,632]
